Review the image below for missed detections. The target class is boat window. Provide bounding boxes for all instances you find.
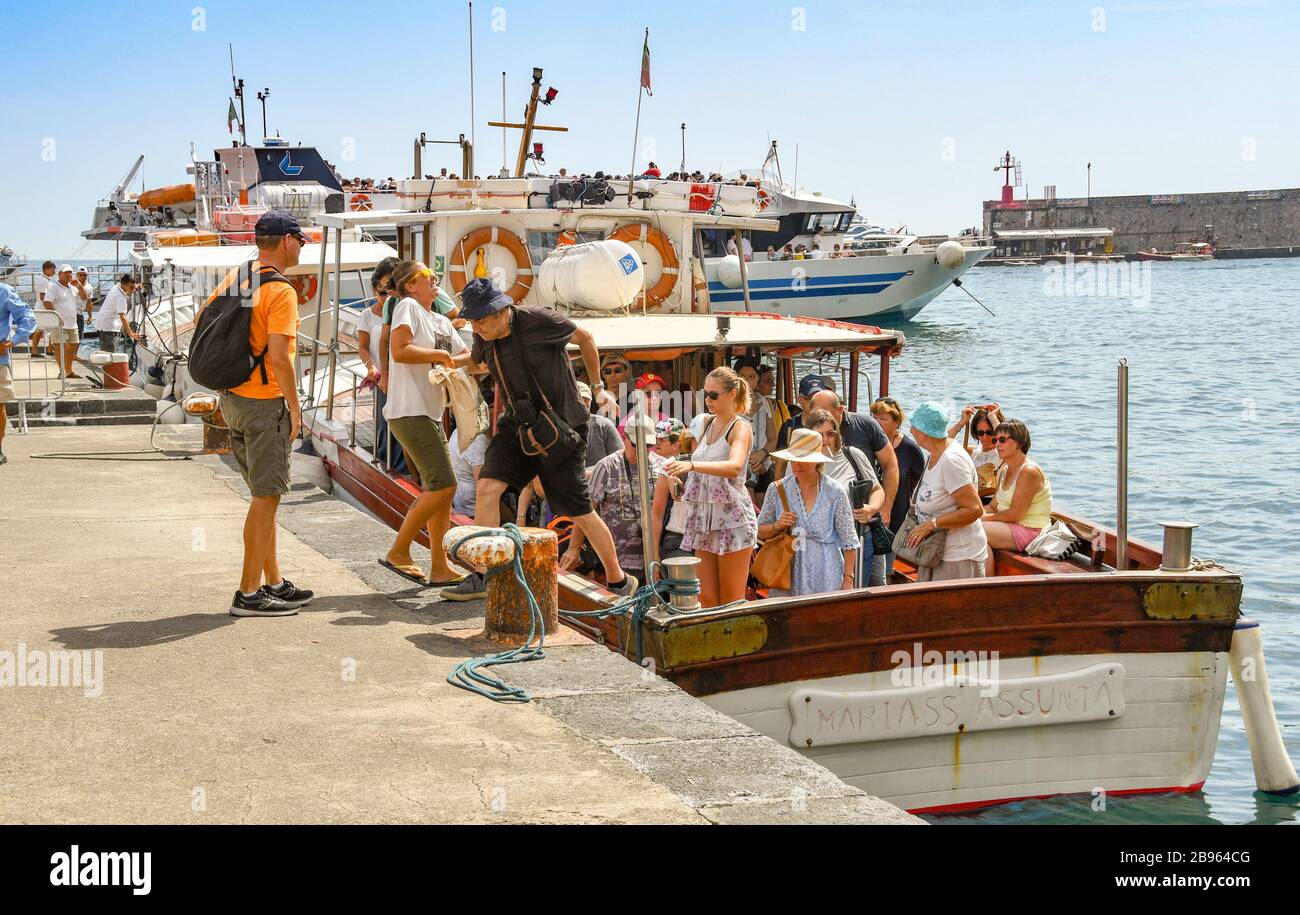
[527,230,602,266]
[699,228,731,257]
[805,212,853,234]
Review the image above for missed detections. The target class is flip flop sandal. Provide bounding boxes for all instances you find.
[428,573,469,587]
[378,559,431,586]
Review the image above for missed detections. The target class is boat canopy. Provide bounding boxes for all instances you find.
[130,240,397,275]
[991,227,1113,240]
[569,313,904,356]
[314,208,773,233]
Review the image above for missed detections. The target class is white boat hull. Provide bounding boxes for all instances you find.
[705,246,992,323]
[704,650,1228,814]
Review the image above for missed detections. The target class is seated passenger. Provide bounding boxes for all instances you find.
[563,416,661,586]
[758,428,859,597]
[949,403,1004,493]
[981,419,1053,553]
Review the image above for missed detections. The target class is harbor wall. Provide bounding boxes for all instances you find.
[982,188,1300,254]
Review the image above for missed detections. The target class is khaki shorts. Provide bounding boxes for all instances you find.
[54,327,79,344]
[0,365,14,403]
[387,415,455,492]
[219,392,292,497]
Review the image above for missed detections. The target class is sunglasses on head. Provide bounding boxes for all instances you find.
[416,268,433,280]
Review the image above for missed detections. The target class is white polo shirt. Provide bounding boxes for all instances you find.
[43,280,80,328]
[97,285,131,333]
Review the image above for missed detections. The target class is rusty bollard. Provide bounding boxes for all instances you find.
[445,526,559,645]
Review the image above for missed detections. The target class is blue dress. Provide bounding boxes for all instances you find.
[757,475,860,598]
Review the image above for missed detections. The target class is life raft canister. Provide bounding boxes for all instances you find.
[609,223,680,310]
[448,226,534,303]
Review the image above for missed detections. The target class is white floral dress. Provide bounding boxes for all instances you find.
[677,416,759,555]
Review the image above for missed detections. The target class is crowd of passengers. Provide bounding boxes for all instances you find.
[357,258,1053,607]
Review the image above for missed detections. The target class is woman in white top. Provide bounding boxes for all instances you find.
[904,401,988,582]
[379,260,470,589]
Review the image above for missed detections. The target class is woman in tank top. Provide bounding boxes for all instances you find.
[661,366,758,607]
[981,419,1053,553]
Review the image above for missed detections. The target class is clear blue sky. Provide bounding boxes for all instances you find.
[2,0,1297,258]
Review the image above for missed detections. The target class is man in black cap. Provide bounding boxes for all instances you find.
[445,277,638,599]
[210,209,316,617]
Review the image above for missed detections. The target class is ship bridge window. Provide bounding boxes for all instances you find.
[805,212,854,234]
[699,228,731,257]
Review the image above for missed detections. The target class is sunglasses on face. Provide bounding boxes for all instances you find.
[603,365,628,375]
[975,428,994,437]
[993,435,1012,444]
[704,390,723,401]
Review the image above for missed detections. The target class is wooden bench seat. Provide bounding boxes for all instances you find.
[992,548,1097,577]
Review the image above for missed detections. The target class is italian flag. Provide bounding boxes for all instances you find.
[640,32,652,96]
[227,98,238,134]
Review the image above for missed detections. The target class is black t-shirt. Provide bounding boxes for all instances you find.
[774,408,803,450]
[839,411,889,456]
[472,306,586,430]
[890,433,927,535]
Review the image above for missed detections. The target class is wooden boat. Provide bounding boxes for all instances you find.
[1133,242,1214,262]
[299,209,1293,818]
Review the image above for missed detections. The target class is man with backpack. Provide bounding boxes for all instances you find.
[191,210,315,617]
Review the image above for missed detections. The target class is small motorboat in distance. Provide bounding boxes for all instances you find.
[1134,242,1214,262]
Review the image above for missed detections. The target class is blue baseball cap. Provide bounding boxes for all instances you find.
[460,277,513,321]
[254,209,308,243]
[909,400,951,439]
[798,373,827,398]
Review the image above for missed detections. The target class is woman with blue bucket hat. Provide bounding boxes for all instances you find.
[900,400,988,582]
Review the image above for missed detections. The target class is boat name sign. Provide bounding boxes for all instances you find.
[788,662,1125,748]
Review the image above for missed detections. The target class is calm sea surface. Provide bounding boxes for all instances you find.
[881,257,1299,825]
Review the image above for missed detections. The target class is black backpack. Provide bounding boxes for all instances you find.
[188,262,293,392]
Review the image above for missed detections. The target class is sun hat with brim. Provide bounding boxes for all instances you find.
[769,427,831,464]
[909,400,951,439]
[459,277,513,320]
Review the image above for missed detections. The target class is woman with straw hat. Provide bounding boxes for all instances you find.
[757,427,860,597]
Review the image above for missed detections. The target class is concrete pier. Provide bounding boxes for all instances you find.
[0,425,918,825]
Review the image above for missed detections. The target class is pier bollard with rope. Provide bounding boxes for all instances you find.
[446,525,559,644]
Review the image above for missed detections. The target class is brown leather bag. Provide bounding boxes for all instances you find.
[752,482,796,591]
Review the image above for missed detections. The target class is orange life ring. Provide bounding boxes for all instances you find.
[287,274,319,305]
[350,193,372,211]
[556,230,577,248]
[447,225,534,303]
[756,188,771,212]
[609,222,679,309]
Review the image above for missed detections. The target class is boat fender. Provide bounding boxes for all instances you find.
[716,255,743,289]
[1229,619,1300,795]
[936,240,965,270]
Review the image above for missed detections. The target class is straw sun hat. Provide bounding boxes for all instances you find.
[769,427,831,464]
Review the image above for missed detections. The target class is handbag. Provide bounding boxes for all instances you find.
[490,324,581,470]
[752,481,796,591]
[893,470,947,569]
[843,446,893,554]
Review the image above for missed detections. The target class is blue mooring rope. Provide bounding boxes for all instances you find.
[445,534,701,703]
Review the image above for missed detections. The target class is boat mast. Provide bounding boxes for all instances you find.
[488,67,567,177]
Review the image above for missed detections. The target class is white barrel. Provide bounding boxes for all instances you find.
[1228,619,1300,795]
[536,239,644,311]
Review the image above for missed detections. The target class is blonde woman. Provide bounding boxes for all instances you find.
[760,428,859,597]
[379,260,475,594]
[662,367,758,607]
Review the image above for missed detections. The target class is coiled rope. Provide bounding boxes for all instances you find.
[445,526,701,703]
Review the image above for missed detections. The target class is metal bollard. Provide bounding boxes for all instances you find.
[1158,521,1198,572]
[661,555,702,612]
[445,525,559,644]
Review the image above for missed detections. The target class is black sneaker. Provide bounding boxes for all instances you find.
[230,591,299,617]
[440,572,487,602]
[264,579,314,609]
[608,574,639,599]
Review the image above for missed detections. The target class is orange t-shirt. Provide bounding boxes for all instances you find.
[212,261,300,400]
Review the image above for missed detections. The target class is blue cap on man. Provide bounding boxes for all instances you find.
[798,373,827,398]
[459,276,514,321]
[254,209,308,243]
